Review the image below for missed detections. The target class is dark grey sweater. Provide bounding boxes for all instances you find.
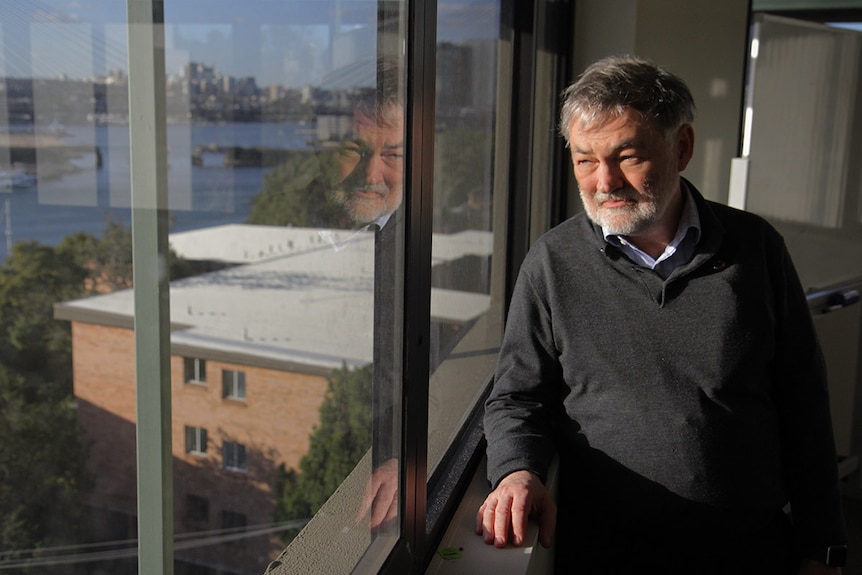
[484,183,845,555]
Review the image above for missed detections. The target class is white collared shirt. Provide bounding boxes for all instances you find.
[603,183,701,278]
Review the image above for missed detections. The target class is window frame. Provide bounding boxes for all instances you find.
[221,369,246,401]
[185,494,210,525]
[183,357,207,384]
[220,510,248,531]
[184,425,208,455]
[222,440,247,472]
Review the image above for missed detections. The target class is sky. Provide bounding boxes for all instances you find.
[0,0,499,87]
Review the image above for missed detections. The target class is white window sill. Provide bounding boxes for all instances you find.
[425,456,558,575]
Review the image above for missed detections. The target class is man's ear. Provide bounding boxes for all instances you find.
[675,124,695,172]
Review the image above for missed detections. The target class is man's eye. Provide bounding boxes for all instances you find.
[382,151,404,160]
[339,147,363,160]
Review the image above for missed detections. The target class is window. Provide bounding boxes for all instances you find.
[2,0,560,573]
[184,425,208,455]
[221,369,246,400]
[183,357,207,384]
[222,441,247,472]
[221,510,247,531]
[185,494,210,524]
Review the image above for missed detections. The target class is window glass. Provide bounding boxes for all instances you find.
[427,0,502,477]
[0,0,509,572]
[743,14,862,289]
[221,369,246,400]
[184,357,207,383]
[185,425,208,454]
[223,440,248,472]
[186,494,210,525]
[1,1,406,573]
[1,3,136,572]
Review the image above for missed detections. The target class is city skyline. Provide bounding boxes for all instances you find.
[0,0,499,87]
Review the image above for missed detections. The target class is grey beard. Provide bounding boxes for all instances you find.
[581,189,658,236]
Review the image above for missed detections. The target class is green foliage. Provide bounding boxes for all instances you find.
[0,365,92,553]
[0,241,87,381]
[274,363,373,532]
[434,127,492,210]
[246,149,348,228]
[0,217,194,555]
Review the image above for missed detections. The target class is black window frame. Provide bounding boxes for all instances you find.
[376,0,572,572]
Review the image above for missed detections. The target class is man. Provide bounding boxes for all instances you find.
[327,57,406,532]
[326,56,405,230]
[475,55,847,574]
[330,90,404,229]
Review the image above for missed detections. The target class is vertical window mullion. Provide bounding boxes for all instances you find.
[126,1,173,574]
[401,0,437,566]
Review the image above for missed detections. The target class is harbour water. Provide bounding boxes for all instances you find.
[0,121,311,261]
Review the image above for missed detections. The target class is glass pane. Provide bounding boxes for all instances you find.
[427,0,502,475]
[0,1,404,573]
[744,14,862,290]
[0,3,135,573]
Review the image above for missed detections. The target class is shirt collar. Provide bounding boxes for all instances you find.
[602,181,701,250]
[376,212,393,230]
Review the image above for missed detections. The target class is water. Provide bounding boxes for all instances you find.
[0,121,312,260]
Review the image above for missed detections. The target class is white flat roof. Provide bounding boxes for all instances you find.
[57,225,492,372]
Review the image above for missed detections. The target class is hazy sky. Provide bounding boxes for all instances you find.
[0,1,376,86]
[0,0,499,87]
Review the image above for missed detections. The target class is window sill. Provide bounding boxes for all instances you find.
[425,456,558,575]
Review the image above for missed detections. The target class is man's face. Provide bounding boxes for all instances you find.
[332,110,404,225]
[568,108,693,240]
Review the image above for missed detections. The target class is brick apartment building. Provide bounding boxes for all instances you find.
[54,224,492,574]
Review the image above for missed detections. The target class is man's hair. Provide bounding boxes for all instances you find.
[559,54,695,146]
[354,56,404,128]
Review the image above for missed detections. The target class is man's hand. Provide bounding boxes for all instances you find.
[358,458,399,530]
[474,470,556,549]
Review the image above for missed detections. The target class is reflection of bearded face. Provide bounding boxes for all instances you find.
[331,110,404,225]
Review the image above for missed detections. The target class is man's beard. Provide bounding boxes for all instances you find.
[580,185,660,236]
[331,183,391,225]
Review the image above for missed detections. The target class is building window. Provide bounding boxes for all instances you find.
[184,425,208,455]
[222,441,247,472]
[184,357,207,384]
[221,369,246,400]
[221,510,247,531]
[186,494,210,525]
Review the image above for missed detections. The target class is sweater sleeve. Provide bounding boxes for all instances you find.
[483,255,563,488]
[770,238,847,556]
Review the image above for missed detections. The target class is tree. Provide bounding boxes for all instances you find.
[0,217,193,559]
[274,363,373,533]
[246,149,349,228]
[0,241,87,383]
[0,365,92,554]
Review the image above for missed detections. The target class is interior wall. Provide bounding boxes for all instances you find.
[569,0,751,210]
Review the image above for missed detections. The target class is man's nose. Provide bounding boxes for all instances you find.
[364,153,385,184]
[595,162,623,193]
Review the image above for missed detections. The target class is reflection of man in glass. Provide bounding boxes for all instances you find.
[333,57,405,533]
[331,98,404,227]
